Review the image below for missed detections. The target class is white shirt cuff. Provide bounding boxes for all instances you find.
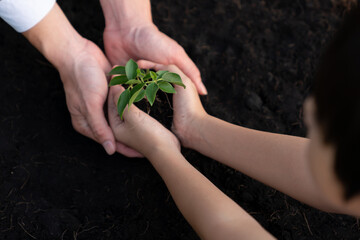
[0,0,56,32]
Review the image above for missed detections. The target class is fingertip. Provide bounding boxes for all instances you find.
[199,82,208,95]
[103,140,116,155]
[137,60,154,69]
[86,107,117,153]
[191,78,207,95]
[137,60,164,71]
[172,54,205,94]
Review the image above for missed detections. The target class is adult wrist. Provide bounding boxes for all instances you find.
[47,34,87,71]
[22,3,87,70]
[40,29,87,70]
[100,0,153,31]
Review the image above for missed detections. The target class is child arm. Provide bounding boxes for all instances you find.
[147,147,275,240]
[108,85,274,239]
[136,61,339,213]
[188,114,337,212]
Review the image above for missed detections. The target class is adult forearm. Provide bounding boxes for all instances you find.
[22,3,86,69]
[190,115,336,212]
[147,148,273,239]
[99,0,152,30]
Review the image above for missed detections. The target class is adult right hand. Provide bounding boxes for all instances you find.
[23,3,142,157]
[58,39,143,157]
[57,40,113,154]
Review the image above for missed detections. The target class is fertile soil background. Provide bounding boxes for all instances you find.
[0,0,359,239]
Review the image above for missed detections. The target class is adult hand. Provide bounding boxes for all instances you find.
[23,3,142,157]
[99,0,207,95]
[108,85,180,158]
[137,61,208,148]
[58,40,143,157]
[104,24,207,95]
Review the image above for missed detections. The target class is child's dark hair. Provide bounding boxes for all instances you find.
[313,6,360,200]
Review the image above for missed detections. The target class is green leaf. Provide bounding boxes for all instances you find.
[156,70,169,79]
[145,82,159,106]
[129,83,145,107]
[117,89,130,120]
[162,72,186,88]
[143,73,151,81]
[137,68,145,78]
[134,89,145,102]
[109,75,128,86]
[150,71,157,80]
[109,66,125,75]
[129,90,142,107]
[172,82,186,88]
[125,79,141,85]
[125,59,138,80]
[130,83,145,95]
[158,81,176,94]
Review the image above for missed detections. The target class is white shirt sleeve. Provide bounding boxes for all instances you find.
[0,0,56,33]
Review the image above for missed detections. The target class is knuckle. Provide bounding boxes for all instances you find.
[92,126,107,141]
[84,100,99,112]
[175,45,186,55]
[71,119,89,136]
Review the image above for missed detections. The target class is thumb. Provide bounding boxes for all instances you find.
[112,85,123,105]
[108,85,125,127]
[171,46,207,95]
[87,105,116,155]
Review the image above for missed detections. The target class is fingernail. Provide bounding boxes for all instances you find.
[200,83,208,95]
[103,141,115,155]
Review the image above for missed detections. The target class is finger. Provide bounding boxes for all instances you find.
[102,59,112,76]
[108,86,144,158]
[108,85,125,130]
[111,85,141,119]
[137,60,191,87]
[86,104,116,155]
[116,142,144,158]
[111,85,124,105]
[138,59,206,96]
[172,47,208,95]
[109,85,128,121]
[137,60,165,70]
[71,114,96,141]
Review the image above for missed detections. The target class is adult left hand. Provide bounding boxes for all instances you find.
[103,23,207,95]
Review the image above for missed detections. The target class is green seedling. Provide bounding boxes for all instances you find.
[108,59,186,119]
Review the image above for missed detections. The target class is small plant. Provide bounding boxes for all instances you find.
[108,59,186,119]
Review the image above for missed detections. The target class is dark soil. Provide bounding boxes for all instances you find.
[1,0,359,239]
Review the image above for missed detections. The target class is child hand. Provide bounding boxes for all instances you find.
[108,85,180,158]
[137,61,208,148]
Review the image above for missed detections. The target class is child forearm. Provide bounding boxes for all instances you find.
[147,147,274,240]
[188,115,337,212]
